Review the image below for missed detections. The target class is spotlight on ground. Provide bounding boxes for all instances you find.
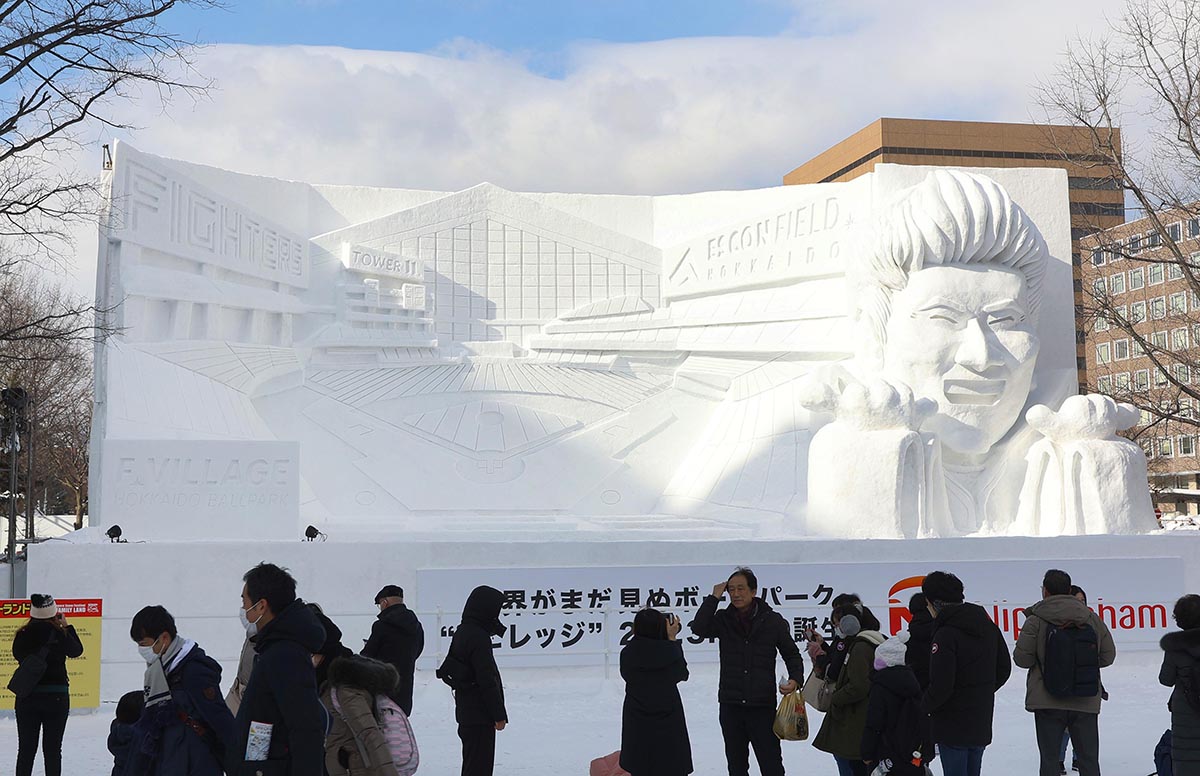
[303,525,326,542]
[106,525,124,543]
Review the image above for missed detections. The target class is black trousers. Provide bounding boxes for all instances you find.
[458,723,497,776]
[719,703,784,776]
[15,692,69,776]
[1034,709,1100,776]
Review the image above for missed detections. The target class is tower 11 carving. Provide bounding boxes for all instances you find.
[91,143,1155,541]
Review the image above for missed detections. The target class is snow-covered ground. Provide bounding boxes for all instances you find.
[0,649,1171,775]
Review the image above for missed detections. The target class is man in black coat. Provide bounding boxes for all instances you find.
[905,592,935,691]
[920,571,1012,776]
[438,585,508,776]
[691,567,804,776]
[362,584,425,715]
[228,563,327,776]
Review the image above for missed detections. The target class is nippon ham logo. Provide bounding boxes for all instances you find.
[888,575,926,636]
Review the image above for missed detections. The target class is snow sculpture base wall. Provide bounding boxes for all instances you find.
[28,533,1195,701]
[94,144,1124,541]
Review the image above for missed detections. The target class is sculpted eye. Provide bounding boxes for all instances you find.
[928,313,961,324]
[988,313,1023,328]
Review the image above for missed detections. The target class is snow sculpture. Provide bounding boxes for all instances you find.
[91,143,1152,540]
[801,170,1156,537]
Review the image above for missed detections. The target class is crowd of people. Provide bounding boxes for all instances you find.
[7,563,1200,776]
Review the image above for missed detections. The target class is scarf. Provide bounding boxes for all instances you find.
[143,637,193,710]
[133,637,195,768]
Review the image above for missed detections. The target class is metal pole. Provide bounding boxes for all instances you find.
[24,395,34,542]
[8,442,17,596]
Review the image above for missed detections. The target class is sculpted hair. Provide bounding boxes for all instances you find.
[852,169,1049,360]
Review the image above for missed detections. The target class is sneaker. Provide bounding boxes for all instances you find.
[1072,762,1079,772]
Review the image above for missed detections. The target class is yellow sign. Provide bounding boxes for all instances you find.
[0,598,103,710]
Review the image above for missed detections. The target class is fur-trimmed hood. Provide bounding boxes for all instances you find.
[1161,628,1200,657]
[328,655,399,696]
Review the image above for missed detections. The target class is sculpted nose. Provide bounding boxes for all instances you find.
[955,318,1004,372]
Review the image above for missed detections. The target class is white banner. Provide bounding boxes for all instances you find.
[416,557,1184,667]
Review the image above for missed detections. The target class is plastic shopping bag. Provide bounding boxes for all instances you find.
[772,690,809,741]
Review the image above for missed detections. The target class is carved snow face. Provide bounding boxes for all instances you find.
[882,264,1039,457]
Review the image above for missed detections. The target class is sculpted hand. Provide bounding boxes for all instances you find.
[799,373,935,432]
[1026,394,1140,444]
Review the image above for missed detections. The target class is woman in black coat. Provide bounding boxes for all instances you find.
[1161,594,1200,776]
[11,593,84,776]
[619,608,693,776]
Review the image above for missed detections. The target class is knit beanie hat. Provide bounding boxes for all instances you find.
[874,631,909,670]
[30,593,57,619]
[838,614,861,638]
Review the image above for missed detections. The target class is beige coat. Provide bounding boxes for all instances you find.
[322,683,400,776]
[1013,595,1116,713]
[224,636,256,715]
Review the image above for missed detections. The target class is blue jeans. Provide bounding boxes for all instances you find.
[939,745,986,776]
[1060,730,1075,765]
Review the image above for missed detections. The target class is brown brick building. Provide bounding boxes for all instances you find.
[1081,214,1200,517]
[784,118,1124,390]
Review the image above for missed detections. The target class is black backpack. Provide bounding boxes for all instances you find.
[1042,619,1101,698]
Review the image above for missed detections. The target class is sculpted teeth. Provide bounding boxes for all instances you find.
[943,379,1005,406]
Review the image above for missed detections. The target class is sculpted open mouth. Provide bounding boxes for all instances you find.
[943,378,1006,406]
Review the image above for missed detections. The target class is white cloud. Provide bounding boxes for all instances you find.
[63,0,1126,296]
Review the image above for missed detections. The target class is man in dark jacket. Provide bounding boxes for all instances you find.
[691,567,804,776]
[228,563,327,776]
[439,585,508,776]
[1013,570,1116,776]
[920,571,1011,776]
[362,584,425,715]
[129,605,236,776]
[905,592,935,691]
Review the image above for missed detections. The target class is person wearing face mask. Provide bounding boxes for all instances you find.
[126,605,235,776]
[229,562,327,776]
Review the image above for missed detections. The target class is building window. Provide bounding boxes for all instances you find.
[1097,375,1113,393]
[1114,372,1131,389]
[1156,366,1170,385]
[1093,278,1107,297]
[1175,363,1191,384]
[1110,273,1127,294]
[1091,248,1105,266]
[1174,327,1191,350]
[1184,398,1195,419]
[1150,263,1166,284]
[1150,231,1163,248]
[1191,218,1200,238]
[1094,316,1110,332]
[1114,339,1131,360]
[1180,436,1197,457]
[1133,338,1146,356]
[1131,235,1142,253]
[1171,291,1189,315]
[1131,301,1147,322]
[1152,297,1168,319]
[1170,262,1187,281]
[1135,369,1151,391]
[1152,330,1170,349]
[1130,267,1146,290]
[1170,222,1184,242]
[1162,437,1176,457]
[1193,323,1200,344]
[1097,342,1112,364]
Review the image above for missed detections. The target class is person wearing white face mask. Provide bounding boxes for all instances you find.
[127,605,236,776]
[229,562,327,776]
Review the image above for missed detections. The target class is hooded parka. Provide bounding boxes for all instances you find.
[446,587,508,726]
[813,630,886,760]
[228,599,327,776]
[619,636,693,776]
[921,602,1012,748]
[321,656,402,776]
[1161,627,1200,770]
[1013,594,1116,713]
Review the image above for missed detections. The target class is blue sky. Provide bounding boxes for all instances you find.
[172,0,799,69]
